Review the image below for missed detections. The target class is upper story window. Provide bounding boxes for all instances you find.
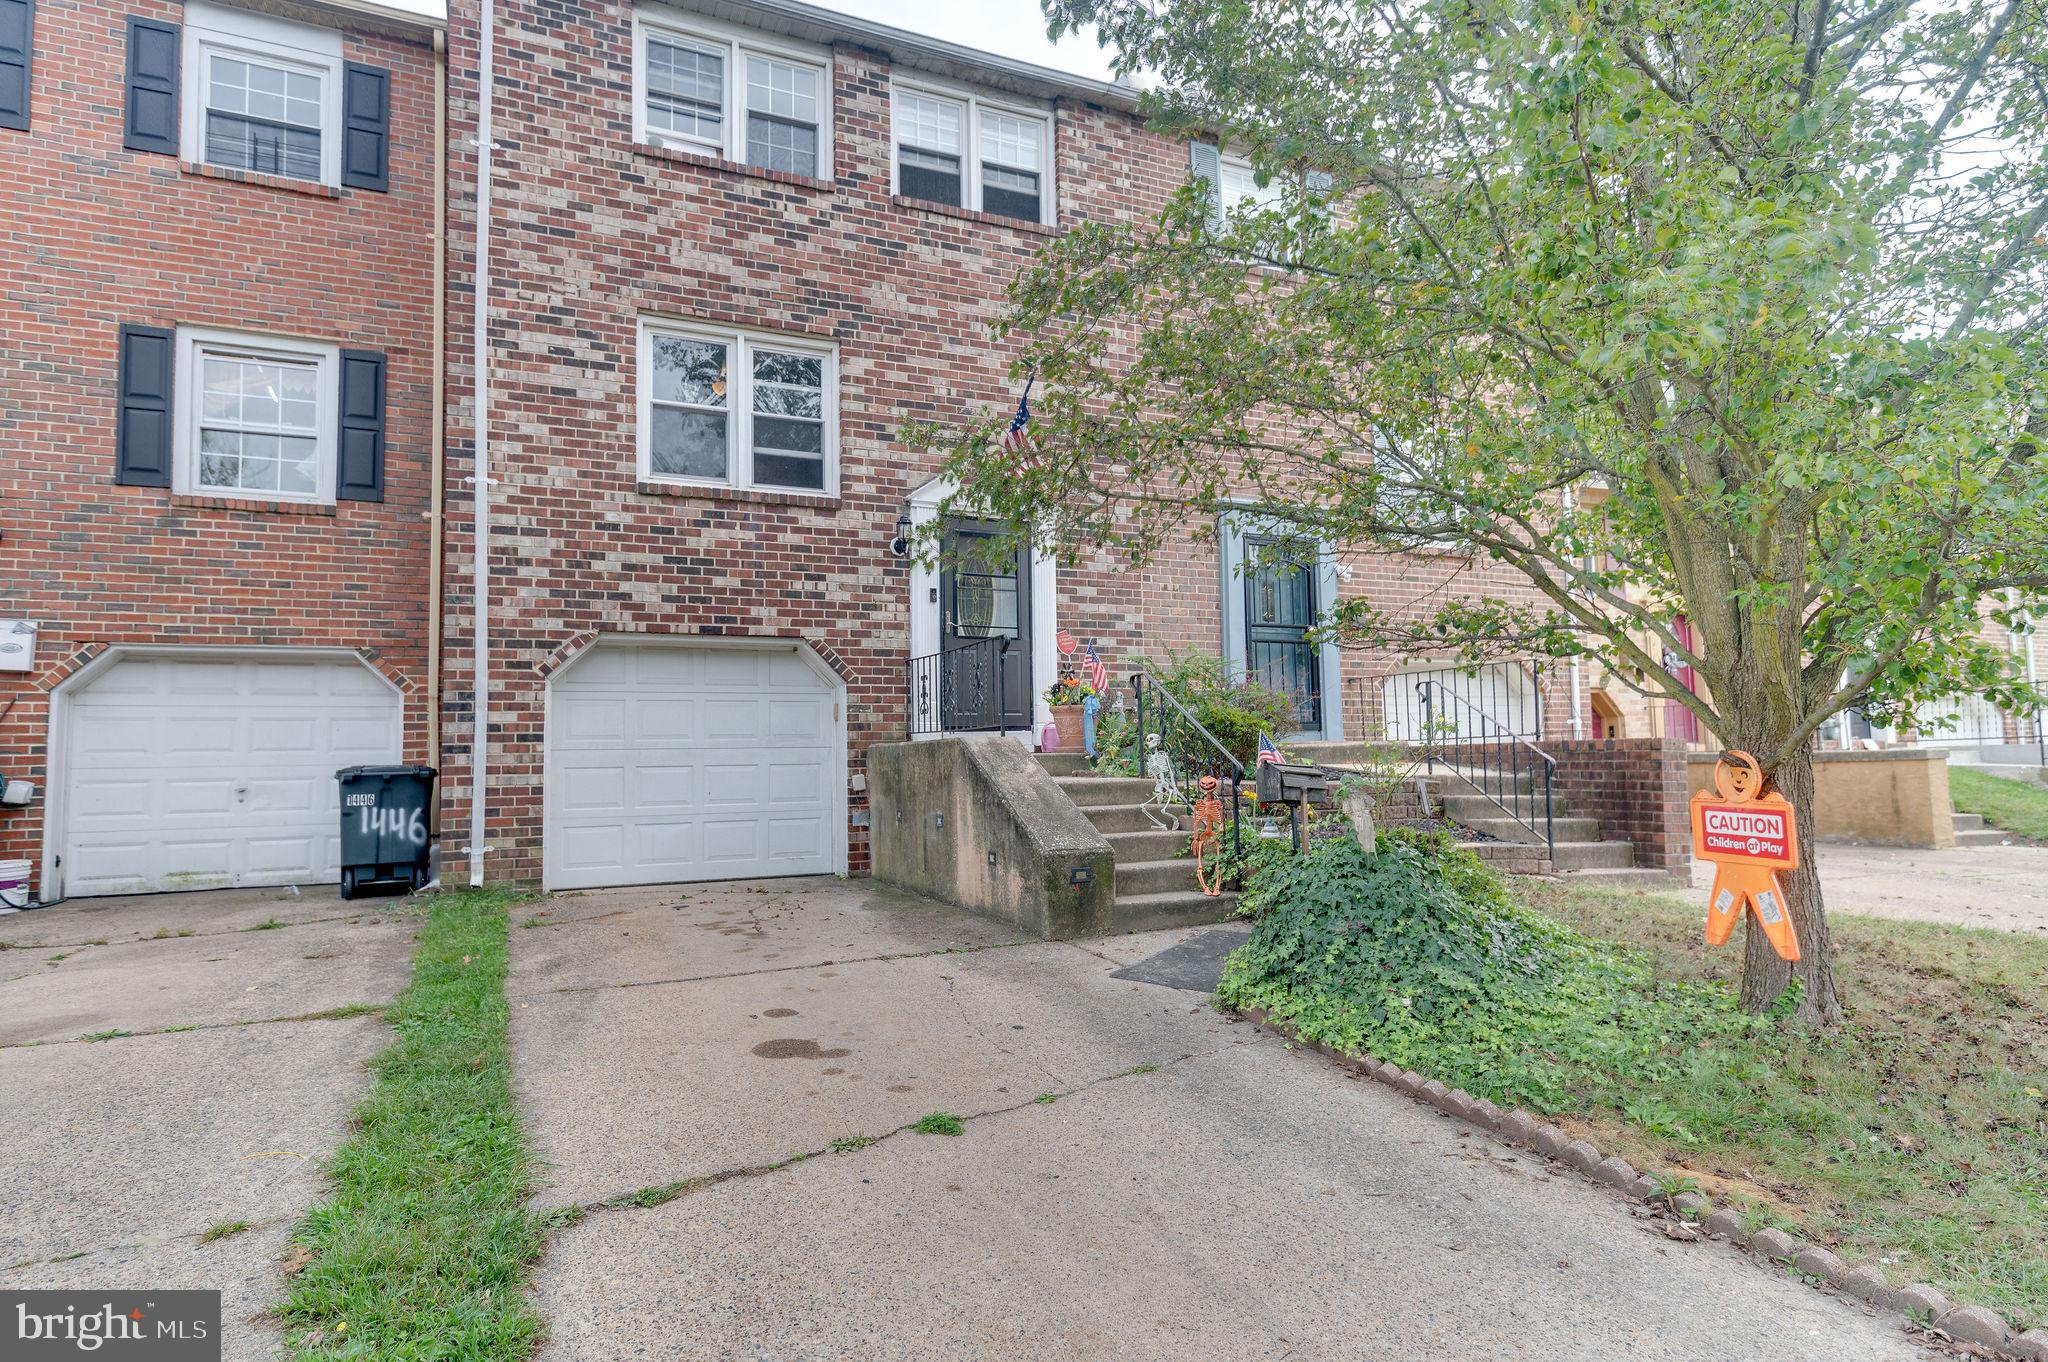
[1219,152,1287,217]
[175,327,339,503]
[181,3,343,186]
[892,83,1054,226]
[637,318,837,495]
[635,10,831,180]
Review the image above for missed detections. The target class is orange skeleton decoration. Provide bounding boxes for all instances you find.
[1190,774,1227,898]
[1690,750,1802,962]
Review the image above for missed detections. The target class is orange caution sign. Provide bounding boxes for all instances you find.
[1690,751,1801,962]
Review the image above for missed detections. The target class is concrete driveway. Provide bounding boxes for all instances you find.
[1691,841,2048,933]
[0,887,418,1361]
[511,878,1931,1361]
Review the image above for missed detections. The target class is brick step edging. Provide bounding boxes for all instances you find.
[1231,1007,2045,1361]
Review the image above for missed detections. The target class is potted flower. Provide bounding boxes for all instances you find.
[1043,675,1097,751]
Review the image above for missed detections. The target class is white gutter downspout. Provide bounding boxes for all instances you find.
[1564,486,1585,738]
[467,0,495,886]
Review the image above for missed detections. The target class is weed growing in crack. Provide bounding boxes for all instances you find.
[201,1221,252,1244]
[830,1135,877,1153]
[912,1113,965,1137]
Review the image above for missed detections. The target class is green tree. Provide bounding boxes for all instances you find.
[916,0,2048,1023]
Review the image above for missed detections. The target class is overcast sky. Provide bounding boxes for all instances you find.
[810,0,1124,83]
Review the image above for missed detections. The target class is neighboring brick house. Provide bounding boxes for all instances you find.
[433,0,1578,892]
[0,0,444,901]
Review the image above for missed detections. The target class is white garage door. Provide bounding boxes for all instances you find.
[546,643,843,890]
[61,653,404,897]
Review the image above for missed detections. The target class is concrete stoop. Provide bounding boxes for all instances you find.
[1950,810,2009,847]
[1033,755,1239,932]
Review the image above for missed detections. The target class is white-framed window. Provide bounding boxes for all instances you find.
[637,318,838,495]
[891,81,1054,225]
[1219,152,1288,217]
[634,9,830,180]
[181,2,344,186]
[174,327,340,504]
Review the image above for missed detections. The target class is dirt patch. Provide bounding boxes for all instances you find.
[751,1038,851,1060]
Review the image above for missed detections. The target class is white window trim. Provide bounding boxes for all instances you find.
[632,8,833,179]
[180,1,345,188]
[172,326,341,506]
[636,317,839,497]
[890,77,1056,227]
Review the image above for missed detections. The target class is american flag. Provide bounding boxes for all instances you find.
[1256,733,1284,766]
[1000,379,1034,454]
[1083,642,1108,693]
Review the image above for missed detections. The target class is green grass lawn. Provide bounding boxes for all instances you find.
[1520,880,2048,1328]
[278,889,551,1360]
[1949,766,2048,841]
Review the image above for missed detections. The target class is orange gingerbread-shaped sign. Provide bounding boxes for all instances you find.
[1690,750,1802,961]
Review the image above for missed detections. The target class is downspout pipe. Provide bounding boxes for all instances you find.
[467,0,495,886]
[427,27,447,856]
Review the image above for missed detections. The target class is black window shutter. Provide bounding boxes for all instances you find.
[123,16,178,155]
[341,62,389,191]
[115,324,175,488]
[337,349,386,502]
[1188,140,1223,231]
[0,0,33,132]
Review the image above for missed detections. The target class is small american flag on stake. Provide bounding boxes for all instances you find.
[1083,642,1108,693]
[1000,377,1035,455]
[1256,733,1284,766]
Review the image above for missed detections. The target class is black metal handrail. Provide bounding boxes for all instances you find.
[906,636,1012,737]
[1131,672,1245,865]
[1416,678,1557,862]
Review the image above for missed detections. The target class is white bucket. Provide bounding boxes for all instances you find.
[0,859,30,909]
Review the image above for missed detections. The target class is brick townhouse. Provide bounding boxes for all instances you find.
[433,0,1577,893]
[0,0,445,901]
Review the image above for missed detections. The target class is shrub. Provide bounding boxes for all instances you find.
[1142,649,1298,767]
[1217,830,1767,1112]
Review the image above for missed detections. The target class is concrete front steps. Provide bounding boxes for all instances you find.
[1035,753,1239,931]
[1951,811,2008,847]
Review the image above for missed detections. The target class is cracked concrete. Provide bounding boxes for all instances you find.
[0,886,417,1361]
[511,875,1933,1361]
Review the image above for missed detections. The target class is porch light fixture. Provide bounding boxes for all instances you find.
[890,505,912,558]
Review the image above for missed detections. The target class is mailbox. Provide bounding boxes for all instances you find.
[1254,761,1329,807]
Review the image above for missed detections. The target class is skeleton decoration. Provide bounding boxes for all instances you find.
[1140,733,1182,831]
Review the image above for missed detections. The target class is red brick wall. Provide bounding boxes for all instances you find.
[1547,736,1691,874]
[0,0,440,895]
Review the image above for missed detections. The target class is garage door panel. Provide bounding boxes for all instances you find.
[558,765,628,813]
[631,763,694,809]
[634,699,696,743]
[547,644,841,889]
[61,655,403,896]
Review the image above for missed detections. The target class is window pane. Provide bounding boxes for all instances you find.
[650,407,729,479]
[646,38,724,143]
[746,114,816,177]
[208,55,320,129]
[752,350,823,416]
[753,414,822,455]
[898,147,961,206]
[206,113,322,180]
[979,110,1041,171]
[650,335,728,406]
[981,165,1041,221]
[745,56,817,123]
[896,92,960,154]
[279,439,319,494]
[753,451,824,490]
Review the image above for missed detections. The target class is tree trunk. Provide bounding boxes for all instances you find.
[1734,743,1844,1025]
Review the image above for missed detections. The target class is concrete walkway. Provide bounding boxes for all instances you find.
[510,877,1931,1361]
[0,887,418,1361]
[1690,841,2048,933]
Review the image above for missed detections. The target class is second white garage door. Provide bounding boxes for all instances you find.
[545,642,844,890]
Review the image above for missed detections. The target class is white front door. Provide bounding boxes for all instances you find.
[59,652,403,897]
[544,641,845,890]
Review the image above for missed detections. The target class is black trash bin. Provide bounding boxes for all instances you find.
[336,765,437,899]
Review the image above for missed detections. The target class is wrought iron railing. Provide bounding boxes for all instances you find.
[1131,671,1244,865]
[906,637,1013,737]
[1415,678,1556,861]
